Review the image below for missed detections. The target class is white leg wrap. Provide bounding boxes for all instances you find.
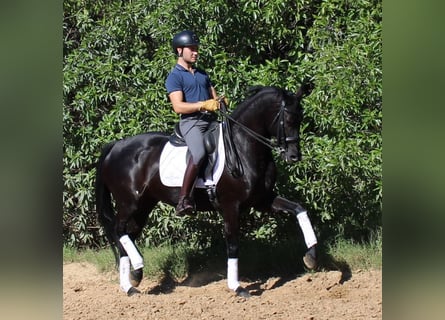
[119,235,144,270]
[119,256,132,293]
[227,258,240,291]
[297,211,318,248]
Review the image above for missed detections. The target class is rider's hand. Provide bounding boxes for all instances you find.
[199,99,219,112]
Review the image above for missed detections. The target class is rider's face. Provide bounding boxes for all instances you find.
[179,45,199,63]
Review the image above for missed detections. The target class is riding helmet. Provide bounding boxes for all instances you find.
[172,30,200,55]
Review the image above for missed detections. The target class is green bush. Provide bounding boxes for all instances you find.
[63,0,382,248]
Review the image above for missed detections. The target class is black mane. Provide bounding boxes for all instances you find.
[244,85,285,99]
[231,86,286,119]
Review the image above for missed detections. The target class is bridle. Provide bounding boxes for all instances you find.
[218,97,300,155]
[217,95,300,178]
[271,99,300,154]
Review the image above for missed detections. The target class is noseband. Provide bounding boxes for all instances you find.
[272,100,300,154]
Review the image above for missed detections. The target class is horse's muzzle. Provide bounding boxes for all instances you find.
[282,149,302,162]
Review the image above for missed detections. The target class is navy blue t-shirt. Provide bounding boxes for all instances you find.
[165,64,213,103]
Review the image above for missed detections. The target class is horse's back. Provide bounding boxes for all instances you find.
[110,132,168,155]
[105,132,167,161]
[102,132,169,184]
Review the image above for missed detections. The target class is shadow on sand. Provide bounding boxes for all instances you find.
[144,241,352,296]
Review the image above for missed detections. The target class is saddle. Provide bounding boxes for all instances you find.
[167,121,221,184]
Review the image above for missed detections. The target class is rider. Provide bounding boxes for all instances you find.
[165,30,220,216]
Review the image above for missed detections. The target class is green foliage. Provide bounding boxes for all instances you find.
[281,0,382,240]
[63,245,116,272]
[325,227,382,270]
[141,243,192,280]
[63,0,382,248]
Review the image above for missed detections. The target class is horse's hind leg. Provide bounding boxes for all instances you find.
[271,196,318,269]
[128,205,156,288]
[129,261,143,287]
[117,250,140,296]
[115,208,145,296]
[119,234,144,290]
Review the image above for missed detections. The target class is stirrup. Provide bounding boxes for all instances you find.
[176,196,195,216]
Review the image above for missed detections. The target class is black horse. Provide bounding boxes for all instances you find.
[95,84,317,297]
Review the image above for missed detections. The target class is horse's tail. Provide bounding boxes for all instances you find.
[95,141,119,267]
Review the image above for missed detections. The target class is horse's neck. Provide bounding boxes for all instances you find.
[234,102,274,139]
[233,107,274,160]
[235,127,274,177]
[228,96,278,178]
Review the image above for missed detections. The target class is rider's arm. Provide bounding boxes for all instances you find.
[168,91,203,114]
[209,86,217,100]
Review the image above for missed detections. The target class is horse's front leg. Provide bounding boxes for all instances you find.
[271,196,318,269]
[223,209,251,298]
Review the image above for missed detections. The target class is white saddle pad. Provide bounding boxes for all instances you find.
[159,124,225,188]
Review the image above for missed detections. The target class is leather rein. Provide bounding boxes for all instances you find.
[218,98,297,155]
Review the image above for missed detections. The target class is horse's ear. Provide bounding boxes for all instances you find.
[296,78,315,98]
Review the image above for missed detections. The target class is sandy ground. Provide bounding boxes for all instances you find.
[63,262,381,319]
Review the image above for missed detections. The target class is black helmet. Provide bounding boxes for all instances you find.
[172,30,200,55]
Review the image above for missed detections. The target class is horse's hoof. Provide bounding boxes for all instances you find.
[130,268,143,287]
[303,246,317,270]
[235,286,251,298]
[127,287,140,296]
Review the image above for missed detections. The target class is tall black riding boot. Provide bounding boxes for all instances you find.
[176,161,199,216]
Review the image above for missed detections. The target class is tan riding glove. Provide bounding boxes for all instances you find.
[199,99,219,112]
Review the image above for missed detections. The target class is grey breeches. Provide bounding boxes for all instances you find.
[179,117,213,165]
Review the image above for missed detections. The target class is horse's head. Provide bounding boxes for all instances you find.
[273,83,313,163]
[231,83,313,163]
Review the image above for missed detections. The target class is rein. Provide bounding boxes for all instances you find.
[218,98,244,177]
[218,99,292,154]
